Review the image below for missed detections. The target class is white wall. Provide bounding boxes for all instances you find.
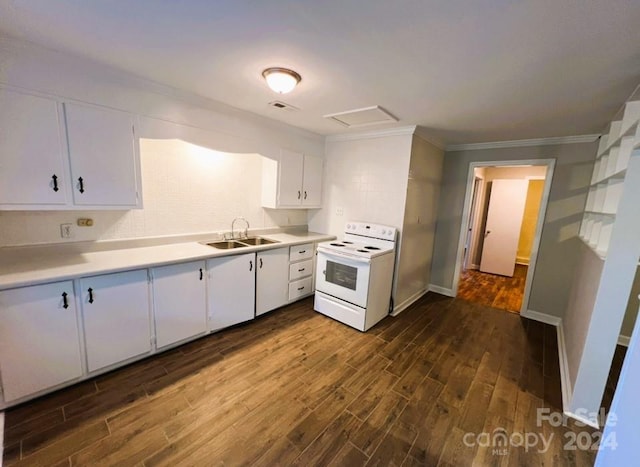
[430,141,597,316]
[0,36,323,247]
[595,302,640,466]
[0,139,307,246]
[395,135,443,309]
[308,133,413,237]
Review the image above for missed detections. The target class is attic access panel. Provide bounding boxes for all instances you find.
[324,105,398,128]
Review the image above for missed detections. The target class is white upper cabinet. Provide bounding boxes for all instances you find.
[64,102,141,207]
[301,155,323,207]
[262,149,323,209]
[0,89,69,206]
[0,87,142,210]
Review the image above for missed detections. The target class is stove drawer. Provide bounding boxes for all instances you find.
[289,243,313,261]
[289,259,313,281]
[289,277,313,301]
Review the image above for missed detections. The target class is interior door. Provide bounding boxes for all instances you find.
[480,179,528,277]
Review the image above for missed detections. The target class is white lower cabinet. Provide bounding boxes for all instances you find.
[0,281,82,402]
[287,243,315,302]
[80,269,151,372]
[152,261,207,349]
[256,247,290,316]
[207,253,256,331]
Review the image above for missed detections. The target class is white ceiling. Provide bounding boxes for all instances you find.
[1,0,639,145]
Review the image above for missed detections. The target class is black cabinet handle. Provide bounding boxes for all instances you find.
[298,268,305,272]
[297,286,305,291]
[249,260,253,271]
[299,250,306,254]
[62,291,69,309]
[78,177,85,194]
[259,258,263,269]
[297,190,301,199]
[199,268,203,280]
[52,174,59,192]
[88,287,94,303]
[304,191,307,200]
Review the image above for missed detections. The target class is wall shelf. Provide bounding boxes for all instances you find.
[580,100,639,257]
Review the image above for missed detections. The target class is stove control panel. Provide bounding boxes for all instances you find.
[345,222,397,241]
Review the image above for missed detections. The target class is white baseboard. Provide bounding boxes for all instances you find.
[520,309,562,326]
[427,284,455,297]
[618,335,630,347]
[556,321,574,419]
[1,411,4,465]
[469,264,479,270]
[391,288,429,316]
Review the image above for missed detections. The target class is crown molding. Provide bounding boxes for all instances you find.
[413,127,446,150]
[446,134,601,152]
[325,125,417,143]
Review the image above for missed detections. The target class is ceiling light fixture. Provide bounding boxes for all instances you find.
[262,67,301,94]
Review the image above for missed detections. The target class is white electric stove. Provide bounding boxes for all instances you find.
[314,222,397,331]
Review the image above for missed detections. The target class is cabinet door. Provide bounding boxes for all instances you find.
[80,270,150,372]
[302,155,323,207]
[208,253,256,331]
[256,248,289,316]
[0,89,68,206]
[0,281,82,402]
[277,149,304,206]
[64,103,139,207]
[152,261,207,348]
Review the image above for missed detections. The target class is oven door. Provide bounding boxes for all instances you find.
[316,249,371,308]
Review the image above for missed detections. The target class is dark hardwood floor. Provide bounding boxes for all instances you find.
[3,293,610,466]
[457,264,528,313]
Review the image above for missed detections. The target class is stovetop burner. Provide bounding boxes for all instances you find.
[364,246,380,250]
[342,241,354,244]
[330,243,345,247]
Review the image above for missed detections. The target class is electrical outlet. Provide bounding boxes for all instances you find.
[336,207,344,217]
[60,223,73,238]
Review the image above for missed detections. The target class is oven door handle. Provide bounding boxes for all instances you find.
[317,248,372,265]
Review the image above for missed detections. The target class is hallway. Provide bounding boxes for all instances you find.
[457,264,528,313]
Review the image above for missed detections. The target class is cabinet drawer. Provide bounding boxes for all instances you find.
[289,259,313,281]
[289,277,313,301]
[289,243,314,261]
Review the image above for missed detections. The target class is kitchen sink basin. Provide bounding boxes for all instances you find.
[239,237,279,246]
[206,241,248,249]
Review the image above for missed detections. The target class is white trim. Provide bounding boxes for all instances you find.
[450,159,556,318]
[521,309,562,326]
[564,409,600,430]
[325,125,417,142]
[428,284,455,297]
[556,321,575,421]
[618,335,631,347]
[413,127,446,150]
[391,288,429,316]
[0,411,4,465]
[446,134,600,152]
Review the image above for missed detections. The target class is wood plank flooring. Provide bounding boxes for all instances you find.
[457,264,528,313]
[3,293,609,466]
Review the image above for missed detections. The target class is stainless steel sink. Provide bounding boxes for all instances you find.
[239,237,279,246]
[206,240,248,249]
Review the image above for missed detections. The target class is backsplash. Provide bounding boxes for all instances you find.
[0,139,307,247]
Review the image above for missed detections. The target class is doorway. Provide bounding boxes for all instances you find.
[453,160,555,314]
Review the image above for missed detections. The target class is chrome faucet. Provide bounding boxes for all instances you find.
[231,217,250,239]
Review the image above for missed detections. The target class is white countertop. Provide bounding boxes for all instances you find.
[0,231,335,290]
